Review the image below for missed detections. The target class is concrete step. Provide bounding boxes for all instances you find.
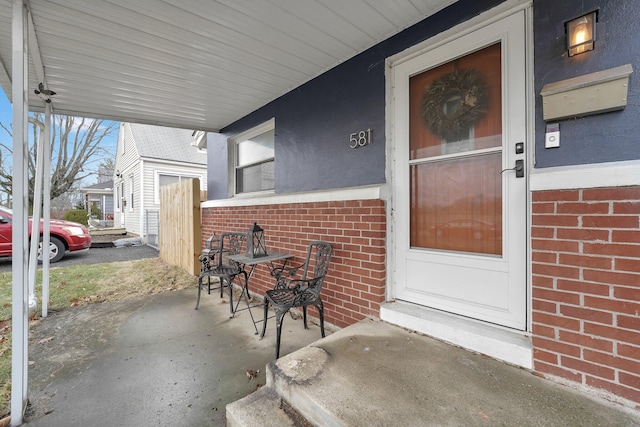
[265,346,335,427]
[90,241,114,248]
[227,319,640,427]
[88,227,126,236]
[226,386,312,427]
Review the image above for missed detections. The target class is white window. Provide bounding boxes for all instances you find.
[116,183,121,211]
[159,174,180,188]
[155,173,201,204]
[232,119,275,195]
[129,176,134,211]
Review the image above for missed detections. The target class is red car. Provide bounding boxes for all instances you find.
[0,206,91,263]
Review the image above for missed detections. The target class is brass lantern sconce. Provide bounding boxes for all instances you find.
[565,10,598,57]
[246,222,268,259]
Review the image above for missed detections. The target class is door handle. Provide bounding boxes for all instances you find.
[514,159,524,178]
[500,159,524,178]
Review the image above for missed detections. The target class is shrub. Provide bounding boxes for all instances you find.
[90,205,103,219]
[63,209,89,225]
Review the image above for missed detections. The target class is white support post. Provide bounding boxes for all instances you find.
[28,118,45,311]
[42,104,51,317]
[11,0,29,424]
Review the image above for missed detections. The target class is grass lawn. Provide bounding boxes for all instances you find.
[0,258,196,420]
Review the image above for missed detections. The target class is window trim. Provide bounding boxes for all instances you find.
[230,118,275,197]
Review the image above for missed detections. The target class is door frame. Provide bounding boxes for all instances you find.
[384,1,534,334]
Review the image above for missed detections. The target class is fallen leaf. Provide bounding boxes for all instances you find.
[38,336,54,344]
[246,369,260,381]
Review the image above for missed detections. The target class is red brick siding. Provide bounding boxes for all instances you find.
[532,186,640,405]
[201,199,386,328]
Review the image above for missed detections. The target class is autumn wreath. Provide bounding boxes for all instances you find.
[420,68,488,141]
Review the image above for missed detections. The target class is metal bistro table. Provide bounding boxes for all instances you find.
[228,251,293,334]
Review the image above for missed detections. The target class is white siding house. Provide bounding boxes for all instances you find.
[80,180,114,222]
[113,123,207,243]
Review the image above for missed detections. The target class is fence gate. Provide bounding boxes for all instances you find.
[145,209,160,250]
[159,178,202,275]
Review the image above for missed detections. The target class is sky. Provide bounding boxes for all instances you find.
[0,89,119,189]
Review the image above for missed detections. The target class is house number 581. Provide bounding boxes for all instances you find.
[349,129,372,149]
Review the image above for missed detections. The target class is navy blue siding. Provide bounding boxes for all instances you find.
[206,132,230,200]
[534,0,640,168]
[210,0,504,198]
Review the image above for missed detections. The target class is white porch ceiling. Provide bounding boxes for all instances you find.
[0,0,456,132]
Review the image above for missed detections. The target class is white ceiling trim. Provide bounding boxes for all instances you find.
[0,0,458,131]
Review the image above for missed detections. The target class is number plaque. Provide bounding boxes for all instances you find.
[349,129,372,149]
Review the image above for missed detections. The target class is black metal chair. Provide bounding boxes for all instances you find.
[195,232,248,316]
[260,241,333,359]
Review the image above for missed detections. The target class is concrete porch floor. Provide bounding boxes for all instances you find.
[23,288,640,426]
[23,287,323,426]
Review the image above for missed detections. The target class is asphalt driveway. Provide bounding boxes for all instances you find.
[0,244,159,273]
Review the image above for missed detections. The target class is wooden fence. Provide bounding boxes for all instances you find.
[159,178,202,276]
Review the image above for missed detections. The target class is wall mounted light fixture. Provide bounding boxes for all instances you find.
[565,11,598,57]
[115,170,122,178]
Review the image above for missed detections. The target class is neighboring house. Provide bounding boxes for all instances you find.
[80,180,114,222]
[114,123,207,242]
[202,0,640,409]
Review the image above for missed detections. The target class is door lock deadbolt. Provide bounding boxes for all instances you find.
[515,142,524,154]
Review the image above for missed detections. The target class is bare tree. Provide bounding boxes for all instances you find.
[0,113,116,208]
[97,157,115,184]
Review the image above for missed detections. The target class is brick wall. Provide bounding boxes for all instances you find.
[201,199,386,328]
[532,186,640,405]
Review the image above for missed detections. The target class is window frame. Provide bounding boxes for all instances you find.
[230,118,275,196]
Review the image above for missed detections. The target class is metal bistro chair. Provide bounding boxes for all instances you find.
[195,232,248,316]
[260,241,333,359]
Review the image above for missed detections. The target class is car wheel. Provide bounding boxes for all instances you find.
[38,236,66,263]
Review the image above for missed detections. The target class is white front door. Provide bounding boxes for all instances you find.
[392,11,527,330]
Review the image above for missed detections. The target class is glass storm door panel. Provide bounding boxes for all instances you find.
[409,43,502,256]
[392,12,527,330]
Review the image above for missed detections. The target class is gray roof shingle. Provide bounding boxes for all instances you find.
[82,180,114,191]
[129,123,207,165]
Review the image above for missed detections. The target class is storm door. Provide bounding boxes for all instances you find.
[392,12,527,329]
